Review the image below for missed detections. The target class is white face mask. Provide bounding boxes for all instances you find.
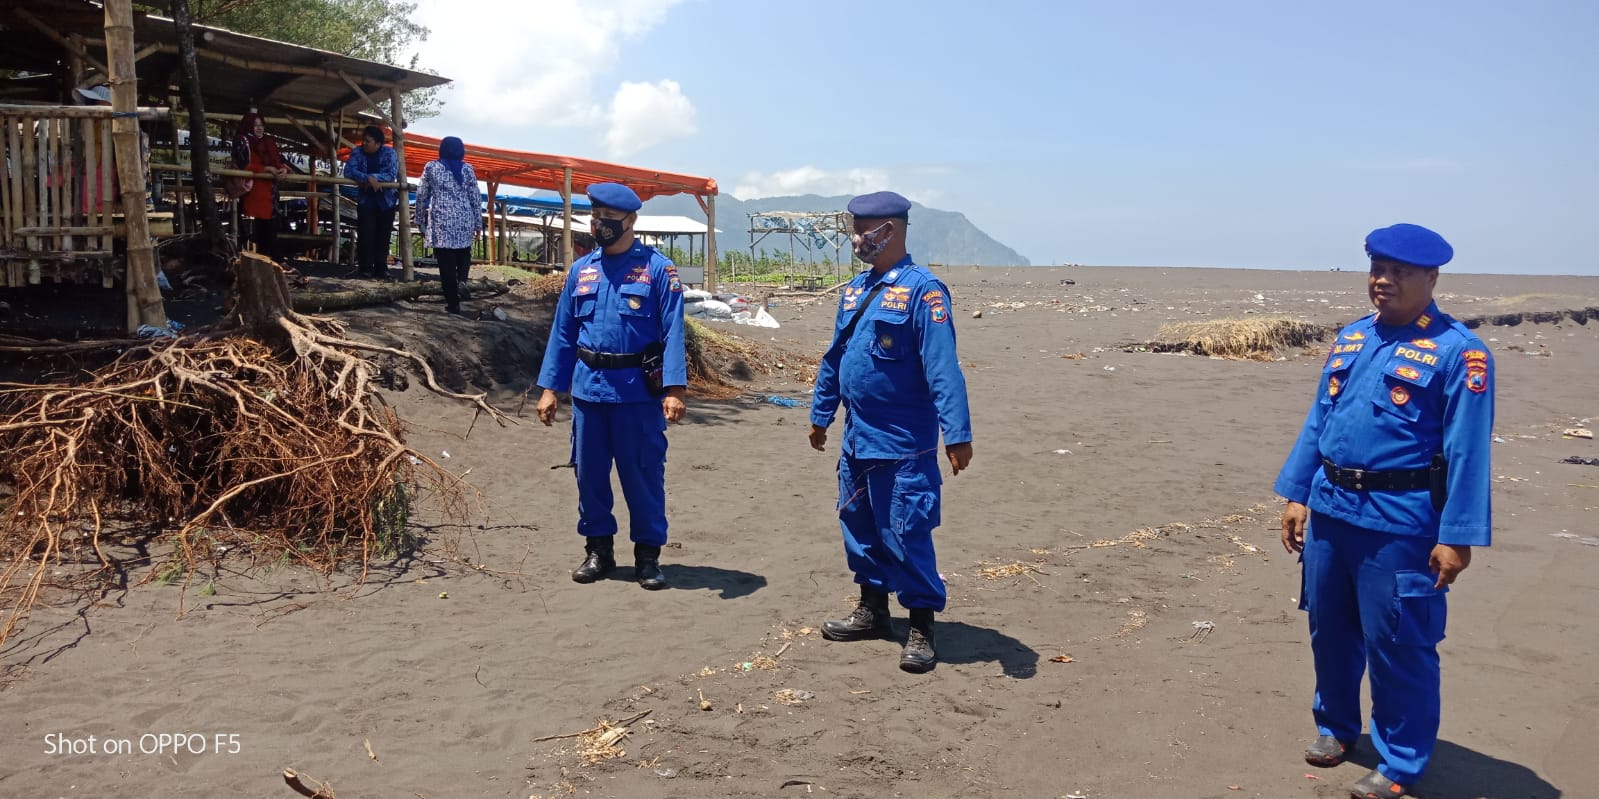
[851,221,892,263]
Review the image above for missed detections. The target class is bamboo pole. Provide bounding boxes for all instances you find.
[338,72,388,121]
[331,112,343,264]
[0,104,171,121]
[104,0,167,331]
[390,89,411,280]
[75,42,415,91]
[23,116,39,281]
[167,93,186,236]
[485,180,497,263]
[1,120,13,253]
[99,119,113,255]
[705,194,717,291]
[13,9,112,78]
[561,167,573,269]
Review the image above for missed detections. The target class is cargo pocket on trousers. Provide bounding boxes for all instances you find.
[889,467,939,536]
[1392,569,1448,646]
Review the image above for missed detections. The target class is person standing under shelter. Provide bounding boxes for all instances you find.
[1275,223,1494,799]
[535,183,687,591]
[343,125,399,279]
[808,191,973,674]
[415,135,480,315]
[231,110,289,260]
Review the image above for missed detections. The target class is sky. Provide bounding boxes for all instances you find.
[406,0,1598,274]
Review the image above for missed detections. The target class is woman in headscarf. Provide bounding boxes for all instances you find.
[414,135,481,315]
[231,110,289,259]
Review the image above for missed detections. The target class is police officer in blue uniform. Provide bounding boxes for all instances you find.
[808,191,974,674]
[1275,223,1494,799]
[536,183,687,590]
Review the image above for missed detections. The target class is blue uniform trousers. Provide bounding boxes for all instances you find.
[1302,511,1447,785]
[571,399,668,545]
[837,452,945,611]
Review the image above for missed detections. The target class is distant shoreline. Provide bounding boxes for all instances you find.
[927,263,1599,279]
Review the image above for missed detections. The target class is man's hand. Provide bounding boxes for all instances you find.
[366,175,381,190]
[1281,501,1309,553]
[535,389,559,426]
[662,387,686,423]
[946,441,973,476]
[1430,544,1472,589]
[808,424,828,452]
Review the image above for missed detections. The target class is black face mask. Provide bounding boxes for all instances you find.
[593,217,626,247]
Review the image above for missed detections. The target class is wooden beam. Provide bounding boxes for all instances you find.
[705,194,717,291]
[103,0,167,331]
[147,162,400,187]
[14,8,111,77]
[0,104,170,121]
[390,87,411,280]
[338,72,389,121]
[561,167,573,269]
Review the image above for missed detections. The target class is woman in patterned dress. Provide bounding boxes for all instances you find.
[414,136,480,314]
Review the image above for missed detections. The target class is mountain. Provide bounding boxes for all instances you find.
[640,193,1031,267]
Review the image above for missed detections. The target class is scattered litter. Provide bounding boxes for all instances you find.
[1561,456,1599,467]
[698,688,713,711]
[437,592,448,599]
[654,767,677,778]
[1048,655,1075,663]
[1493,437,1507,443]
[1189,620,1215,642]
[1052,449,1072,455]
[774,689,815,705]
[972,309,983,319]
[1304,774,1322,781]
[406,455,421,465]
[1564,428,1594,439]
[491,307,510,321]
[977,562,1047,581]
[441,450,451,458]
[1103,365,1116,372]
[765,395,809,409]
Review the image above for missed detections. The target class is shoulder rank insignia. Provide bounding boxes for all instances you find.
[1410,338,1438,350]
[1394,365,1421,380]
[1416,313,1433,329]
[1342,330,1366,342]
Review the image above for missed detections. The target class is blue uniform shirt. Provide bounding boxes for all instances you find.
[1274,302,1495,546]
[810,256,973,458]
[537,242,687,404]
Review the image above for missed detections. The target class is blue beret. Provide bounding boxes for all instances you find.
[847,191,912,219]
[586,182,642,212]
[1365,223,1453,268]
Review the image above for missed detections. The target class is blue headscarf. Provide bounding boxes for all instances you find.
[439,136,467,185]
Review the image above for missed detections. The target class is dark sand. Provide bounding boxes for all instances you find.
[3,265,1596,798]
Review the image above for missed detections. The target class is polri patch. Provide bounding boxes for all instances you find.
[1327,376,1341,397]
[930,304,948,323]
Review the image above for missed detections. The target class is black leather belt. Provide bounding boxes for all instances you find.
[577,347,643,369]
[1321,458,1430,491]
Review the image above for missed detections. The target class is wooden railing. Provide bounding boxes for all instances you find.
[0,103,168,287]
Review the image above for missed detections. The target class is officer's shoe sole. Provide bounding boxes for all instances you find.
[820,622,892,642]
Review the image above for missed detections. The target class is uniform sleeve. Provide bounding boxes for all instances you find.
[809,299,849,428]
[464,165,481,231]
[1438,346,1494,546]
[1273,369,1333,504]
[414,163,433,219]
[537,272,582,393]
[343,152,365,181]
[657,257,688,388]
[916,283,972,446]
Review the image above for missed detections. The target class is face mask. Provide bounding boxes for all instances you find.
[593,217,626,247]
[851,221,892,263]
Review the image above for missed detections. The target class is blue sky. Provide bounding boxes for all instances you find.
[410,0,1597,274]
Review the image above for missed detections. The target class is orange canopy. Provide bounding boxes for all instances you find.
[384,132,718,201]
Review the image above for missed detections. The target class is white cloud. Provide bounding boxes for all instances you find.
[605,80,697,158]
[734,166,942,205]
[410,0,685,129]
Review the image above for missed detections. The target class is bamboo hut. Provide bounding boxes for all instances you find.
[0,0,448,331]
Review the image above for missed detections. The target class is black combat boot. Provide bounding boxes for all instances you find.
[900,608,937,673]
[822,586,892,641]
[634,543,668,590]
[571,536,615,583]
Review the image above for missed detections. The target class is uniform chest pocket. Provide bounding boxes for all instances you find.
[572,292,597,319]
[1373,359,1435,422]
[1320,360,1353,404]
[868,313,912,360]
[617,283,652,316]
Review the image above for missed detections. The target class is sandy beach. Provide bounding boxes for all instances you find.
[3,264,1597,799]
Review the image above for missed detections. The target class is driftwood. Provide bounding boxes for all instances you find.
[281,768,335,799]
